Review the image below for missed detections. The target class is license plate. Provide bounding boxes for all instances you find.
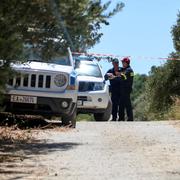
[10,95,37,104]
[77,100,83,106]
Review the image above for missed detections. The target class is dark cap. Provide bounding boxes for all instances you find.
[112,58,119,63]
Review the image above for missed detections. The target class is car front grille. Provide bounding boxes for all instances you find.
[78,81,95,92]
[8,73,52,89]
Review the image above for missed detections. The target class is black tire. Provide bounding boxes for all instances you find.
[61,107,77,128]
[94,100,112,121]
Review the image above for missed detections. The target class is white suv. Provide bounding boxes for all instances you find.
[4,48,78,127]
[74,57,112,121]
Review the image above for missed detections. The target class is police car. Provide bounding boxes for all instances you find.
[74,56,112,121]
[4,48,78,127]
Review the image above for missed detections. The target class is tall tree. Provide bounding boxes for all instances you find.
[0,0,124,60]
[24,0,125,59]
[172,12,180,53]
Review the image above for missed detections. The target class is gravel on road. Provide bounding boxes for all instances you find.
[1,121,180,180]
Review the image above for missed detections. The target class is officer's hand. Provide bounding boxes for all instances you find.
[115,71,121,77]
[107,73,115,80]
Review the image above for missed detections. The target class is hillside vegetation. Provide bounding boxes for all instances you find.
[132,13,180,120]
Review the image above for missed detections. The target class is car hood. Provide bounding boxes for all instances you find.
[77,76,103,83]
[11,61,74,73]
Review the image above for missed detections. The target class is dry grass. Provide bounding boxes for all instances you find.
[166,98,180,120]
[167,99,180,130]
[0,126,34,143]
[0,126,35,163]
[0,113,74,175]
[0,125,72,165]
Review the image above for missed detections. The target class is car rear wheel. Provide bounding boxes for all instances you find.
[94,100,112,121]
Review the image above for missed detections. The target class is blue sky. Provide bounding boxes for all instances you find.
[90,0,179,75]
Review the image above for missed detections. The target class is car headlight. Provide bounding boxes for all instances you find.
[54,74,67,87]
[93,82,105,91]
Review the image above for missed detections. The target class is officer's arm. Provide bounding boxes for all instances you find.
[122,68,134,80]
[126,68,134,79]
[104,69,112,81]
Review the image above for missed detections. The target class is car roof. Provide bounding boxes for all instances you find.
[74,55,93,61]
[74,56,99,65]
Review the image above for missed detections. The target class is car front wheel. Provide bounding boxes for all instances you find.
[61,107,77,128]
[94,100,112,121]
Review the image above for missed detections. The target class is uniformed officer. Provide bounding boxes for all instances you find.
[119,57,134,121]
[104,58,122,121]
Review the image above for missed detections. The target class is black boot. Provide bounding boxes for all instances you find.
[111,117,117,121]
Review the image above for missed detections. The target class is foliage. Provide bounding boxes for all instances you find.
[77,114,94,121]
[171,12,180,53]
[131,74,147,102]
[143,12,180,119]
[0,0,124,106]
[146,65,172,112]
[131,74,148,121]
[52,0,125,52]
[1,0,124,61]
[131,11,180,120]
[165,98,180,120]
[133,93,149,121]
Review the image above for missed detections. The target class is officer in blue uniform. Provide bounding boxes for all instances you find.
[119,57,134,121]
[104,58,122,121]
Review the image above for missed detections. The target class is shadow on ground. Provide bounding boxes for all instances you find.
[0,131,81,179]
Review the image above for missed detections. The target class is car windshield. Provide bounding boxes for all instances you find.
[30,56,71,66]
[50,56,71,66]
[75,61,102,77]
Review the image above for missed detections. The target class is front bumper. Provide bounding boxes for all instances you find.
[77,88,111,113]
[7,89,77,103]
[4,95,76,116]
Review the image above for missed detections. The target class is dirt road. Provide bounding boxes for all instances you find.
[1,121,180,180]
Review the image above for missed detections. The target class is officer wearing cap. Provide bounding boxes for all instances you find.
[119,57,134,121]
[104,58,123,121]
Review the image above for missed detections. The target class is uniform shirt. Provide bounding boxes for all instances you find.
[120,65,134,93]
[104,67,123,94]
